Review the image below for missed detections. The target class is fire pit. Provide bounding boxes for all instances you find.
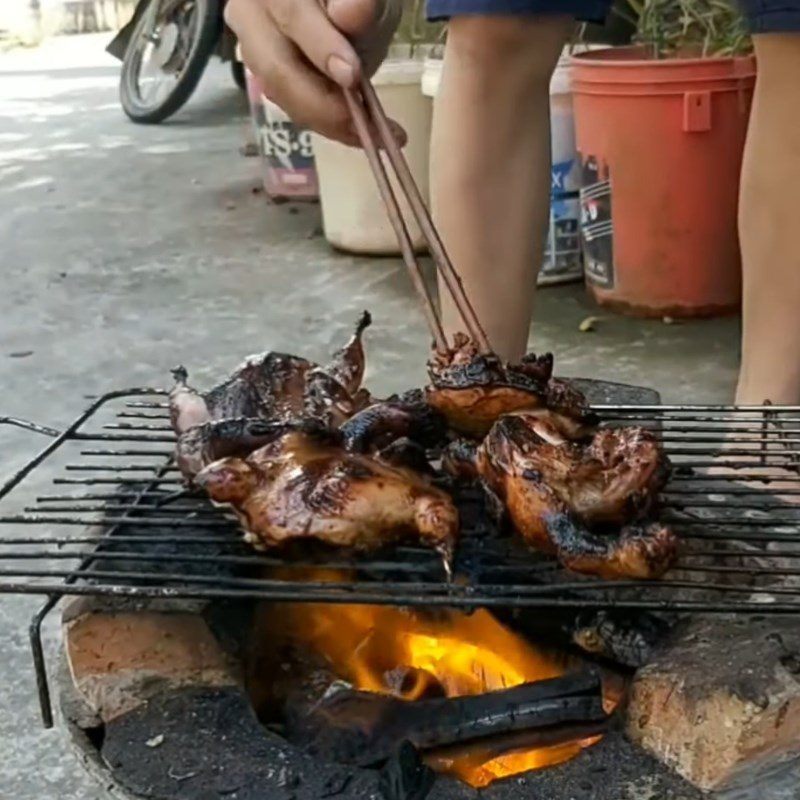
[2,379,800,798]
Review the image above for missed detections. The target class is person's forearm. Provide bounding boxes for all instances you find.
[430,15,571,362]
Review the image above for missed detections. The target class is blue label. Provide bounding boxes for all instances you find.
[551,159,574,194]
[551,197,579,221]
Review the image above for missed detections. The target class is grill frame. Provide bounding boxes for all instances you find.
[3,389,800,727]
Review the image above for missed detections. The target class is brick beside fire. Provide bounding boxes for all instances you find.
[57,595,706,799]
[64,600,241,722]
[627,615,800,792]
[60,601,800,795]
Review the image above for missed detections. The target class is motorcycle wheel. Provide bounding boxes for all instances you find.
[231,59,246,92]
[120,0,222,124]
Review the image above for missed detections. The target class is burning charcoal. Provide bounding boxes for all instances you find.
[425,718,610,773]
[276,765,299,788]
[249,637,343,724]
[286,672,607,767]
[568,610,672,668]
[378,741,435,800]
[320,771,353,797]
[383,666,446,700]
[780,652,800,676]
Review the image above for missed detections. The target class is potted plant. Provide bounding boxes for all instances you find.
[570,0,756,317]
[313,0,443,254]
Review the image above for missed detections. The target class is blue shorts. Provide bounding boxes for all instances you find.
[427,0,800,33]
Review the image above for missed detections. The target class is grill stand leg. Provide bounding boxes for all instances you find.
[30,596,58,728]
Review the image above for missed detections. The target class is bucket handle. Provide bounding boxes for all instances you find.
[683,91,711,133]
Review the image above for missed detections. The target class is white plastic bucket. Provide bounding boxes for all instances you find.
[313,58,432,254]
[421,50,585,285]
[421,57,442,100]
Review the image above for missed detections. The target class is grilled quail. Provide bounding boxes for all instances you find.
[323,310,371,397]
[374,438,436,475]
[476,411,676,579]
[479,414,670,529]
[175,417,337,481]
[440,405,599,483]
[339,397,447,454]
[169,354,314,435]
[545,515,677,581]
[441,438,481,481]
[425,334,596,437]
[176,393,446,483]
[195,429,459,569]
[303,311,374,427]
[169,312,372,435]
[176,394,446,484]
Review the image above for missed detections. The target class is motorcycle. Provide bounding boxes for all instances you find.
[107,0,243,124]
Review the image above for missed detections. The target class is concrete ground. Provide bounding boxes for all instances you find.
[0,33,740,799]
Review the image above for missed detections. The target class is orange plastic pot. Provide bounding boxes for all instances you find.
[571,47,756,317]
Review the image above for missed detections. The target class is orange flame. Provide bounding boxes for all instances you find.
[261,570,605,787]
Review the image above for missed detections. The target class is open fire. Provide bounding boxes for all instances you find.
[253,570,609,788]
[5,383,790,800]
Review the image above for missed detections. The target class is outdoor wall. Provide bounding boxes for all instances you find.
[0,0,136,43]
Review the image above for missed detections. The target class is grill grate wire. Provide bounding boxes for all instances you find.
[3,391,800,726]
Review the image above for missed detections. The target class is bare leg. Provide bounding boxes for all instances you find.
[430,15,572,362]
[736,34,800,405]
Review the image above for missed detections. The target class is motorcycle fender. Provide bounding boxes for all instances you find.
[106,0,151,61]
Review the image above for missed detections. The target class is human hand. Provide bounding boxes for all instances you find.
[226,0,405,146]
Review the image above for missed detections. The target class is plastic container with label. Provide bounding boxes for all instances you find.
[542,53,583,285]
[572,47,755,317]
[313,55,432,253]
[245,69,319,201]
[422,50,584,286]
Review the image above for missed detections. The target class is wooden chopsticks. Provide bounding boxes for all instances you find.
[340,78,492,354]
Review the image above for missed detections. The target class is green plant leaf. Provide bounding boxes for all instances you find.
[622,0,752,58]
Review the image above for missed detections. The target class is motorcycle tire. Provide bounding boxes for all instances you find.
[231,59,246,92]
[120,0,222,124]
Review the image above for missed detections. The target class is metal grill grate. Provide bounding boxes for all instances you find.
[3,390,800,725]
